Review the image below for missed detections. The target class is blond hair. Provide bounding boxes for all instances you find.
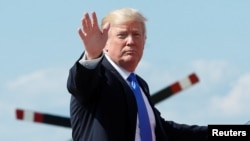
[101,8,147,35]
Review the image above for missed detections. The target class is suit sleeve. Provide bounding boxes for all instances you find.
[155,108,208,141]
[67,53,103,106]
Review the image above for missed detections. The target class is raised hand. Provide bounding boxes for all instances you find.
[78,12,110,59]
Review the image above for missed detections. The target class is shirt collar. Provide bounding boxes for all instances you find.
[105,54,132,80]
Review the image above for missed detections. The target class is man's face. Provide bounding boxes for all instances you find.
[104,21,146,72]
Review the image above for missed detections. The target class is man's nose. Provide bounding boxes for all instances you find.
[126,35,135,45]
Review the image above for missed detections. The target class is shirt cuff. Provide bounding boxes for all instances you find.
[78,53,103,69]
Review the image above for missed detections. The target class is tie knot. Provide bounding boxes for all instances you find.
[127,73,136,82]
[127,73,138,89]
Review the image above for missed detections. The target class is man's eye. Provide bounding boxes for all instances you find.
[134,33,141,37]
[118,34,127,38]
[132,33,142,38]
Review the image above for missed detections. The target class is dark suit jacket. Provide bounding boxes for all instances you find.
[67,54,208,141]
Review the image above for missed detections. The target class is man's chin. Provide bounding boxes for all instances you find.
[123,56,136,61]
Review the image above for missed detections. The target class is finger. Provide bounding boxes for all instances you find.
[80,15,87,33]
[84,12,92,28]
[82,12,91,32]
[102,22,110,36]
[78,27,86,40]
[91,12,99,30]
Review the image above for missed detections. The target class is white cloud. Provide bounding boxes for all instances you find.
[192,59,231,85]
[6,68,68,94]
[4,67,70,113]
[138,59,184,93]
[210,73,250,116]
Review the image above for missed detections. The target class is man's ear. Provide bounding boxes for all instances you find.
[104,40,111,52]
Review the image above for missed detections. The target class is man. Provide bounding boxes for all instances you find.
[67,7,208,141]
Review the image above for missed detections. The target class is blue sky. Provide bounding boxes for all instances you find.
[1,0,250,140]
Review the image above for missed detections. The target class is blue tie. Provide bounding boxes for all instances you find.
[127,73,152,141]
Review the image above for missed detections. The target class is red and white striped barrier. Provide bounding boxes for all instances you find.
[151,73,199,104]
[16,108,71,128]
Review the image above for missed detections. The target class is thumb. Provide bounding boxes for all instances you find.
[102,23,110,37]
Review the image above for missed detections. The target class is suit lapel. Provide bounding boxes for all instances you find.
[102,57,138,140]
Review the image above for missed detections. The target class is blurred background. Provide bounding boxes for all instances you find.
[1,0,250,140]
